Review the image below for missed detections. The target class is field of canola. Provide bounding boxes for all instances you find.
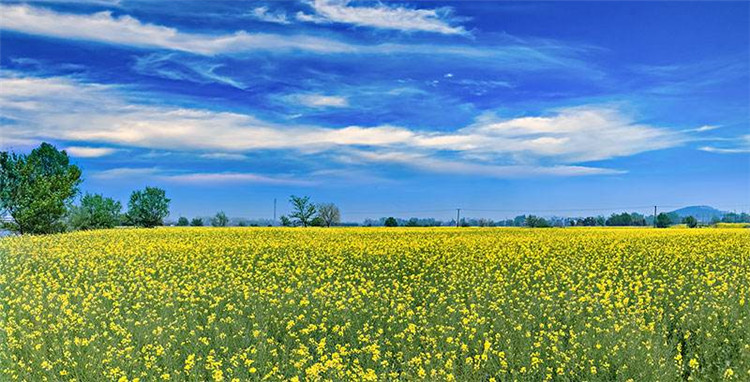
[1,227,749,381]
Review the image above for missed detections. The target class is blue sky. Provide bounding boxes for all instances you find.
[1,0,748,221]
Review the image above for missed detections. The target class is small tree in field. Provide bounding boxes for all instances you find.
[384,217,398,227]
[127,187,170,228]
[316,203,341,227]
[1,143,82,234]
[655,213,671,228]
[190,217,204,227]
[69,193,122,230]
[683,215,698,228]
[211,211,229,227]
[177,217,189,226]
[279,215,293,227]
[289,195,316,227]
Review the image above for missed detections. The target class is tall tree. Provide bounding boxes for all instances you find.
[69,193,122,230]
[127,187,170,228]
[0,143,82,234]
[316,203,341,227]
[289,195,316,227]
[211,211,229,227]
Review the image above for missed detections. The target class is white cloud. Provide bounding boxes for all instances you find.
[694,125,720,132]
[248,6,291,25]
[199,153,248,161]
[699,135,750,154]
[162,172,311,185]
[133,53,246,89]
[65,146,118,157]
[297,0,468,35]
[288,94,349,108]
[0,4,584,70]
[0,4,356,55]
[344,149,625,177]
[1,74,690,178]
[91,167,160,179]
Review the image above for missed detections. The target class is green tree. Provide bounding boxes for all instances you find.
[0,143,82,234]
[279,215,293,227]
[655,213,671,228]
[127,187,170,228]
[683,215,698,228]
[69,193,122,230]
[525,215,550,228]
[310,216,324,227]
[211,211,229,227]
[177,217,189,226]
[289,195,316,227]
[190,217,204,227]
[316,203,341,227]
[384,217,398,227]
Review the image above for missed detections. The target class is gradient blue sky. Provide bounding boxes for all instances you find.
[1,0,748,221]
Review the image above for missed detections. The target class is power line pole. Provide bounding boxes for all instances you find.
[456,208,461,227]
[273,198,277,226]
[653,205,657,228]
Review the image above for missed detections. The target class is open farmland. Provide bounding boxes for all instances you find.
[1,228,749,381]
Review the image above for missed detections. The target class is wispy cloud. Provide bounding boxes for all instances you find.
[699,135,750,154]
[1,74,693,178]
[133,53,246,89]
[65,146,118,157]
[286,93,349,108]
[247,6,292,25]
[163,172,311,185]
[0,3,591,72]
[296,0,468,35]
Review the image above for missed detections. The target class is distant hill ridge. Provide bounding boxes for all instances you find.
[668,205,726,219]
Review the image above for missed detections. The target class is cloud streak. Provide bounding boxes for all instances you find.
[296,0,468,35]
[1,74,690,178]
[0,3,591,72]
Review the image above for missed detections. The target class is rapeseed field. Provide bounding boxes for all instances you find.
[1,227,748,381]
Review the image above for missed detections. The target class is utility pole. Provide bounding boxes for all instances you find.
[273,198,277,226]
[456,208,461,227]
[653,205,657,228]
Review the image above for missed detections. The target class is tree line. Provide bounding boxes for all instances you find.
[1,143,169,234]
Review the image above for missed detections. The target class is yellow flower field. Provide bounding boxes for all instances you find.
[1,227,749,381]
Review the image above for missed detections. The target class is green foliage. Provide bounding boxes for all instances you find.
[655,213,672,228]
[279,215,292,227]
[0,143,82,234]
[211,211,229,227]
[683,215,698,228]
[525,215,550,228]
[177,217,189,226]
[190,217,204,227]
[126,187,170,228]
[606,212,647,226]
[69,193,122,230]
[310,216,324,227]
[384,217,398,227]
[289,195,316,227]
[316,203,341,227]
[405,218,419,227]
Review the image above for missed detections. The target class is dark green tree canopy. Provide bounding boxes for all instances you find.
[655,213,672,228]
[177,217,189,226]
[683,215,698,228]
[384,217,398,227]
[0,143,82,234]
[69,193,122,230]
[289,195,316,227]
[211,211,229,227]
[127,187,170,228]
[190,217,204,227]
